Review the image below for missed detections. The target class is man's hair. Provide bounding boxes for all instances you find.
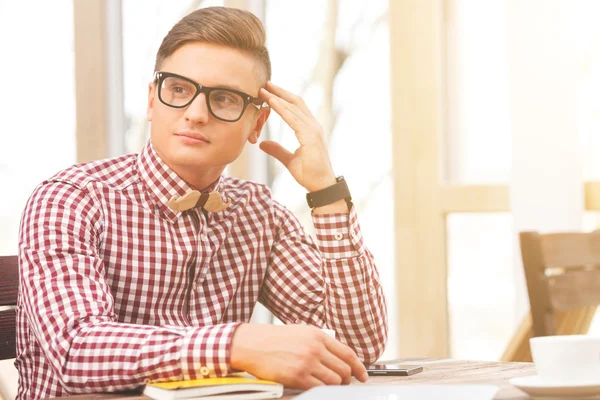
[154,6,271,82]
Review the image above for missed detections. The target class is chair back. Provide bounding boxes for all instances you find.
[0,256,18,360]
[521,231,600,337]
[502,231,600,362]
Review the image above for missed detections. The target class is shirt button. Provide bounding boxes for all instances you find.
[200,366,210,376]
[193,282,198,290]
[334,232,343,240]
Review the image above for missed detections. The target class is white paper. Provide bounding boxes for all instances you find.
[294,384,498,400]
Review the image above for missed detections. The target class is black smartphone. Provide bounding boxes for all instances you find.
[366,364,423,376]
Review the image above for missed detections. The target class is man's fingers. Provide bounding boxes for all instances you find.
[259,88,310,131]
[260,90,304,131]
[311,363,344,386]
[320,351,352,385]
[265,81,312,116]
[296,375,326,391]
[259,141,293,167]
[324,335,368,382]
[259,88,326,146]
[264,81,298,103]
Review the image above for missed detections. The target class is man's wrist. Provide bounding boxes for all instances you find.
[306,176,351,211]
[305,175,337,193]
[230,323,250,371]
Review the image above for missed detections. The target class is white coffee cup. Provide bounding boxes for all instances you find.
[530,335,600,382]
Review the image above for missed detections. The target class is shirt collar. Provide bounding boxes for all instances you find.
[136,139,223,222]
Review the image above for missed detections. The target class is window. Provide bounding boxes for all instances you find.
[0,1,76,256]
[265,0,397,359]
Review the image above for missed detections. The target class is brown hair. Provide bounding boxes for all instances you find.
[154,7,271,82]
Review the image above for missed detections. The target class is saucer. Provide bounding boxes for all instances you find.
[510,375,600,398]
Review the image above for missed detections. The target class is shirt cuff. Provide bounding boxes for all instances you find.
[180,322,243,380]
[311,204,365,258]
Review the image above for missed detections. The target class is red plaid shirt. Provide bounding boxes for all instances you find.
[15,140,388,399]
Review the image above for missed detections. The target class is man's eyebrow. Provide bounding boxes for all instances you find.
[211,83,251,93]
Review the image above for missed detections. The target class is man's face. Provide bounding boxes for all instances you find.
[147,42,269,175]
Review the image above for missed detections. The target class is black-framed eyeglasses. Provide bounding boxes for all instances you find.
[153,71,268,122]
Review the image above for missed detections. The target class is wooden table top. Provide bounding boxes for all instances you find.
[48,358,537,400]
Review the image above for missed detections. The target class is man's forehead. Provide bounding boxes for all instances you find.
[161,43,263,94]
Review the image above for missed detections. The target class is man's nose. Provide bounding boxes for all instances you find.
[184,92,210,124]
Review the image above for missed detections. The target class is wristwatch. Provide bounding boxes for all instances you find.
[306,176,352,209]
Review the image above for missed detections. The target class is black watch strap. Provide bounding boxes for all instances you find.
[306,176,352,209]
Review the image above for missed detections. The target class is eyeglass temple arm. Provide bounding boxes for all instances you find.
[250,99,268,110]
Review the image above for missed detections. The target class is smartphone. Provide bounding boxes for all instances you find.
[366,364,423,376]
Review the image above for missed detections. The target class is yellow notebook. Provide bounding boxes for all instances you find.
[143,376,284,400]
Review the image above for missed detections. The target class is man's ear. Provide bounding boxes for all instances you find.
[147,82,155,122]
[248,107,271,144]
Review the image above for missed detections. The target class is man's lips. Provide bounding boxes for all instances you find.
[175,131,210,143]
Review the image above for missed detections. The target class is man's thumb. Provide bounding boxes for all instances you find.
[259,141,293,168]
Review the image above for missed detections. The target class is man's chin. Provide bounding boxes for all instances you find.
[168,146,231,170]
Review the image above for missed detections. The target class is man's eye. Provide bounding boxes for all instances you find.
[172,86,189,94]
[214,95,233,103]
[213,92,242,105]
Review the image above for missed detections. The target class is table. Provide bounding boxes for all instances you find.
[48,358,537,400]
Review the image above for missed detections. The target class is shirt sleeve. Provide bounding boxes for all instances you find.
[258,202,388,363]
[18,181,241,394]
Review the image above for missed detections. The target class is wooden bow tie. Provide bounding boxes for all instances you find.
[168,191,231,212]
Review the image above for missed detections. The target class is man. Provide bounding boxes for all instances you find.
[16,6,388,399]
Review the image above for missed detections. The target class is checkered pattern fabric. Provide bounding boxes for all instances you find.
[15,140,388,399]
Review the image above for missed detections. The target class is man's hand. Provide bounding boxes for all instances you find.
[258,82,337,193]
[230,323,369,390]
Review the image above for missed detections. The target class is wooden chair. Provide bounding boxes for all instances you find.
[502,231,600,362]
[0,256,18,360]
